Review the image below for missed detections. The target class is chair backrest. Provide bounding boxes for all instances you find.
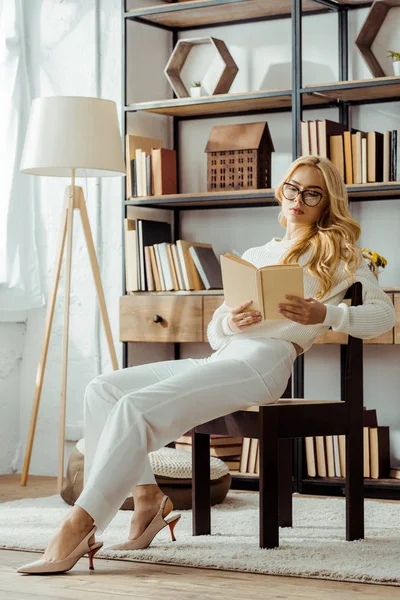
[342,281,363,407]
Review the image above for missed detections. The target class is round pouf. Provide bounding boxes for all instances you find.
[61,440,232,511]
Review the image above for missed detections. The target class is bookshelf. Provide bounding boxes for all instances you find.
[122,0,400,499]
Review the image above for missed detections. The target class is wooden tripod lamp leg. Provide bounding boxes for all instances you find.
[78,191,119,371]
[20,196,69,486]
[57,187,75,494]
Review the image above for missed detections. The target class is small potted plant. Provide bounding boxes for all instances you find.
[362,248,388,279]
[190,81,202,98]
[387,50,400,77]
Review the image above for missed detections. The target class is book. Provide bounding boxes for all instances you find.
[166,244,179,291]
[156,242,175,291]
[383,131,391,182]
[174,443,241,458]
[220,253,304,321]
[153,244,165,291]
[137,220,172,291]
[369,426,390,479]
[390,130,397,181]
[309,121,319,155]
[175,434,243,446]
[224,459,241,470]
[355,131,368,184]
[171,244,185,290]
[247,439,259,474]
[239,438,251,473]
[361,137,367,184]
[343,131,354,184]
[363,427,370,478]
[144,246,155,292]
[151,148,177,195]
[149,245,161,291]
[329,135,345,180]
[325,435,335,478]
[367,131,384,183]
[301,121,311,156]
[124,219,139,292]
[315,436,327,477]
[125,134,162,198]
[188,246,223,290]
[317,119,347,159]
[176,240,212,291]
[390,468,400,480]
[305,437,316,477]
[333,435,341,477]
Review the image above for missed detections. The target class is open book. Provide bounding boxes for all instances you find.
[220,253,304,320]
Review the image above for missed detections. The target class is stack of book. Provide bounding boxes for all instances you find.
[174,433,243,471]
[238,438,260,475]
[304,408,391,480]
[124,218,223,293]
[125,134,177,197]
[301,119,398,184]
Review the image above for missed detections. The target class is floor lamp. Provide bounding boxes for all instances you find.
[20,96,126,492]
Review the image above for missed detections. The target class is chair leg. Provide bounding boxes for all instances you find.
[346,426,364,541]
[192,431,211,536]
[259,406,279,548]
[279,438,293,528]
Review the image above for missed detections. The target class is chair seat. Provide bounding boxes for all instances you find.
[244,398,343,411]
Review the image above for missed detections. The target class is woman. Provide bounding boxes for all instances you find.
[18,156,396,574]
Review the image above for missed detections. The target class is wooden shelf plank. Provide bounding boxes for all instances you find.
[125,183,400,209]
[125,0,354,29]
[126,88,335,118]
[304,76,400,104]
[126,188,278,209]
[304,477,400,487]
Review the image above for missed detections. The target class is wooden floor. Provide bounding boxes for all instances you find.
[1,475,398,599]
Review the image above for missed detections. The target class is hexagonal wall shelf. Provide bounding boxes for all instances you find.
[355,0,400,77]
[164,36,239,98]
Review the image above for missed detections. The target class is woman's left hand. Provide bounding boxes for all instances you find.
[278,295,327,325]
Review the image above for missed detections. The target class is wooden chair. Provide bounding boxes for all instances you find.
[191,282,364,548]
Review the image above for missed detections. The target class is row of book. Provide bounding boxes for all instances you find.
[125,134,177,198]
[239,438,260,475]
[301,119,398,184]
[305,408,390,479]
[124,217,223,292]
[174,433,243,471]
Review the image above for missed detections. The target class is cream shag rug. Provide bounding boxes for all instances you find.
[1,492,400,586]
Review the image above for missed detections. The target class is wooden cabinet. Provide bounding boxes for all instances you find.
[121,292,398,345]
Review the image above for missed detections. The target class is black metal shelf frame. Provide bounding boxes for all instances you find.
[121,0,399,499]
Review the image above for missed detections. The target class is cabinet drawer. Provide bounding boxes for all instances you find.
[395,294,400,344]
[120,295,203,343]
[203,295,224,341]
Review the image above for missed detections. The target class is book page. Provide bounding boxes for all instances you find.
[260,265,304,320]
[220,254,261,315]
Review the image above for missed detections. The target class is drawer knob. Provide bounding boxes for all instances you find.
[152,314,163,324]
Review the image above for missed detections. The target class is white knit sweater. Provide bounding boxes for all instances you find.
[207,237,396,353]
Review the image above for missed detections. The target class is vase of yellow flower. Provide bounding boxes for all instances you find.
[361,248,388,279]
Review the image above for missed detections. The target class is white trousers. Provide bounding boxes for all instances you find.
[75,337,296,533]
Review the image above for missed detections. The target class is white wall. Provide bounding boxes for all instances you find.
[0,0,123,476]
[2,2,400,475]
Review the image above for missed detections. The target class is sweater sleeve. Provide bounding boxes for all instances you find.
[206,248,254,350]
[322,258,396,340]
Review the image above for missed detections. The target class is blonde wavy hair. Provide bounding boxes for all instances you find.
[275,156,362,299]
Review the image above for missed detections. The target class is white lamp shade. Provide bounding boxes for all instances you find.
[20,96,126,177]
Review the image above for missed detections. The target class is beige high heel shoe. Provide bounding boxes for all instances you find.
[108,495,181,551]
[17,525,103,575]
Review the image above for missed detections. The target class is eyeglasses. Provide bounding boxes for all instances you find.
[282,182,324,207]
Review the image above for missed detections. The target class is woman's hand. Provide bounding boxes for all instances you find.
[227,300,262,333]
[278,295,327,325]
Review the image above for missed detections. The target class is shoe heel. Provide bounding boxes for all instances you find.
[167,516,181,542]
[88,546,101,570]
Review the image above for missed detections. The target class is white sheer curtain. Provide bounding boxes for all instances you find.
[0,0,43,315]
